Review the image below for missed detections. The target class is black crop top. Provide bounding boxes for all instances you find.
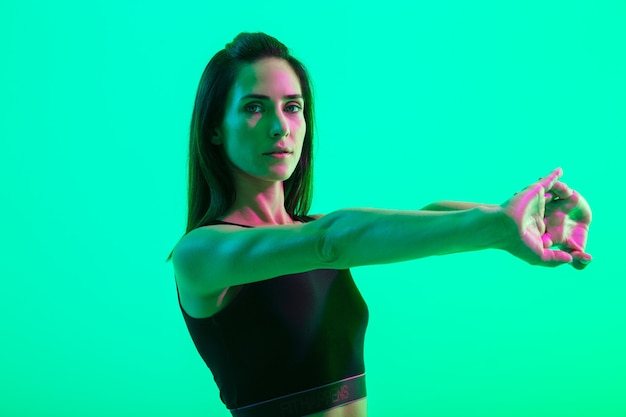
[178,220,369,410]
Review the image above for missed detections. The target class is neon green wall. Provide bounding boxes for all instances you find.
[1,1,624,416]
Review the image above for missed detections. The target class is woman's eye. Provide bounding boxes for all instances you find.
[286,103,302,113]
[245,104,263,113]
[245,103,302,114]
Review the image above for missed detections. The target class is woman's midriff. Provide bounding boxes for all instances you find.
[305,398,367,417]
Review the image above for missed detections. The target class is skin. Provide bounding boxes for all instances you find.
[500,170,592,268]
[212,57,307,226]
[180,57,592,417]
[543,181,592,269]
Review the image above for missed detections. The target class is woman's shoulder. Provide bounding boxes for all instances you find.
[172,213,333,299]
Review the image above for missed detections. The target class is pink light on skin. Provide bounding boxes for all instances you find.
[213,57,307,227]
[219,58,305,186]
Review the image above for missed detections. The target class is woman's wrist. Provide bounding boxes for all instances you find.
[472,205,517,252]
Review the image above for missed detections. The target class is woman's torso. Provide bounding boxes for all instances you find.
[180,287,368,417]
[178,219,369,417]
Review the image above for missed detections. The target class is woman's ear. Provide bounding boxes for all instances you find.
[211,128,223,145]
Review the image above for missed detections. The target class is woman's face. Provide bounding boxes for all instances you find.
[216,57,306,185]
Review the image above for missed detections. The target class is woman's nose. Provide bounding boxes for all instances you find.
[270,112,290,138]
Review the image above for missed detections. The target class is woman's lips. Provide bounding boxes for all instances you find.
[263,149,293,156]
[264,151,292,158]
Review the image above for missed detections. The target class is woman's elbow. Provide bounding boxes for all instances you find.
[313,211,348,269]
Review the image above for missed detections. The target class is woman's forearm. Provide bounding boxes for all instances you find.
[317,206,512,269]
[421,201,498,211]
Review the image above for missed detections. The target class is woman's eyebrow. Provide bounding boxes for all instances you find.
[239,94,304,101]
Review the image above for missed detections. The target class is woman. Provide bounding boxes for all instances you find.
[171,32,592,417]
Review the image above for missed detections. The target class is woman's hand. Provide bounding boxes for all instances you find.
[544,181,593,269]
[499,168,592,269]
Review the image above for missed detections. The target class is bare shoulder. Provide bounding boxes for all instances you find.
[172,219,331,298]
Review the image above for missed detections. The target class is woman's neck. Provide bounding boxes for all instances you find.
[223,177,294,226]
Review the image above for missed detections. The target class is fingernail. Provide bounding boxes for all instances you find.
[580,259,591,265]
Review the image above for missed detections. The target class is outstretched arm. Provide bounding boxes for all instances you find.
[421,176,593,269]
[421,201,497,211]
[320,169,579,269]
[316,204,508,269]
[174,169,590,297]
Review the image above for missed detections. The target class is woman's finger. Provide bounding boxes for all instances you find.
[542,233,554,249]
[540,248,574,266]
[551,181,574,199]
[571,252,592,270]
[540,168,563,191]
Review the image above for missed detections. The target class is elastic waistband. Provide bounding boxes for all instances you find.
[230,373,366,417]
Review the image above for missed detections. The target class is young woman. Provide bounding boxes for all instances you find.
[170,32,592,417]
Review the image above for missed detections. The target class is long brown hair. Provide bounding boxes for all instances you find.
[168,32,316,261]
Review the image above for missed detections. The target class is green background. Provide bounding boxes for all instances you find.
[1,1,625,416]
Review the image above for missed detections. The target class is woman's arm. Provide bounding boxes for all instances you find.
[422,183,592,269]
[173,169,586,297]
[314,205,509,270]
[420,201,497,211]
[173,207,508,296]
